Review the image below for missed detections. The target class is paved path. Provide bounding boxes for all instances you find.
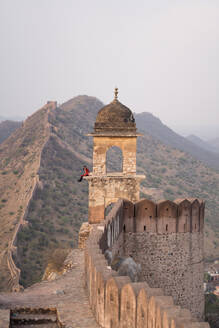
[0,249,100,328]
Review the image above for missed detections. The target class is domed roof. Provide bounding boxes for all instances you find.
[94,88,136,134]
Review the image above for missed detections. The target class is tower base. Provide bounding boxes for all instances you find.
[85,173,145,223]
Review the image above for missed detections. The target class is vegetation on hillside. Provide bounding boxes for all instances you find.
[0,104,51,291]
[137,134,219,260]
[205,294,219,328]
[17,136,89,286]
[16,96,103,287]
[136,112,219,170]
[0,95,219,290]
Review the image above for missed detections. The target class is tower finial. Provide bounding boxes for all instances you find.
[114,87,118,101]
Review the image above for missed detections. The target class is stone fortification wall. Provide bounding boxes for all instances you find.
[124,231,204,320]
[86,175,142,224]
[84,199,209,328]
[5,102,57,292]
[123,198,205,320]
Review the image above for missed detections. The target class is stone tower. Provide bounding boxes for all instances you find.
[122,198,205,319]
[86,89,145,223]
[82,90,205,320]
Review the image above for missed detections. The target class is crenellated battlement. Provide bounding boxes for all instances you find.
[123,198,205,234]
[84,199,209,327]
[83,91,208,326]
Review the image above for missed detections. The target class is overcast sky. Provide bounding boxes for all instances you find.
[0,0,219,138]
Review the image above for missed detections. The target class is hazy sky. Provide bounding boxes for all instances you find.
[0,1,219,137]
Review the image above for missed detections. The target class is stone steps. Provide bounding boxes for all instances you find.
[10,309,59,327]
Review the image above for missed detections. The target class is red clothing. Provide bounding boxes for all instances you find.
[78,167,90,182]
[82,167,89,177]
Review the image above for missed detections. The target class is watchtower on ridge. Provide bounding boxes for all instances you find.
[86,89,145,223]
[82,90,205,320]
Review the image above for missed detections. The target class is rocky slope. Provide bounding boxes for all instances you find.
[0,95,219,291]
[16,96,103,287]
[0,102,54,291]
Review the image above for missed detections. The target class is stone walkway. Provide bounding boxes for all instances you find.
[0,249,100,328]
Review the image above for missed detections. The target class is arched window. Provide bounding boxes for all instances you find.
[106,146,123,173]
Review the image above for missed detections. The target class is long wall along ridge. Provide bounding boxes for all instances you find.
[81,89,208,326]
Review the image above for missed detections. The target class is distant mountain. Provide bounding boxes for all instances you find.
[207,137,219,153]
[0,115,24,122]
[186,134,217,153]
[171,124,219,141]
[0,120,22,144]
[0,96,219,292]
[135,112,219,169]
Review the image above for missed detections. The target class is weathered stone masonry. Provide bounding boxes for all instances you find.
[84,199,209,327]
[86,91,145,224]
[83,90,208,326]
[86,174,144,224]
[123,198,205,320]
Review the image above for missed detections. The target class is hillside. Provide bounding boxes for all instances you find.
[208,137,219,153]
[0,95,219,291]
[0,120,22,144]
[0,102,54,291]
[16,96,103,287]
[186,134,217,153]
[135,112,219,169]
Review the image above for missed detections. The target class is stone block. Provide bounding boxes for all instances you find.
[105,276,131,328]
[78,222,93,249]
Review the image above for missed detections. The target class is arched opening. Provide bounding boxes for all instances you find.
[106,146,123,174]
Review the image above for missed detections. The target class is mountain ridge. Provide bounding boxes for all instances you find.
[186,134,219,154]
[208,137,219,153]
[0,95,218,291]
[0,102,54,290]
[135,112,219,170]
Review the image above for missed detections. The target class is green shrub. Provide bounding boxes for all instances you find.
[1,171,8,175]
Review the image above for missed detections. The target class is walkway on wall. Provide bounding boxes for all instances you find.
[0,249,100,328]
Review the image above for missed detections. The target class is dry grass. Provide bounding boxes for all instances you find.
[0,103,53,290]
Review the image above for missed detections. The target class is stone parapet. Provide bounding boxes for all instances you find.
[84,199,209,327]
[78,222,93,249]
[127,198,205,234]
